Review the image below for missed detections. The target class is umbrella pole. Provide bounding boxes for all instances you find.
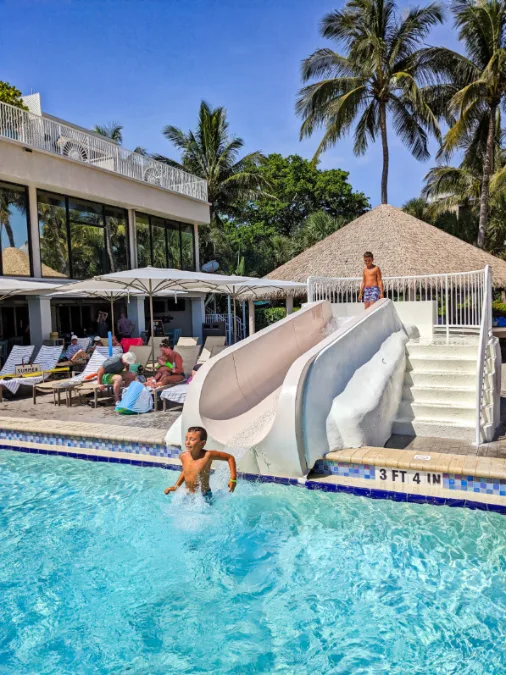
[149,280,155,367]
[110,298,115,340]
[233,294,237,344]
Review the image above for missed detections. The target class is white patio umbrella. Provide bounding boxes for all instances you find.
[0,278,61,302]
[49,279,145,339]
[94,267,252,357]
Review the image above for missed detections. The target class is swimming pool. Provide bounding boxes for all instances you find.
[1,450,506,674]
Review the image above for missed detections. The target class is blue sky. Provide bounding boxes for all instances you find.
[1,0,460,207]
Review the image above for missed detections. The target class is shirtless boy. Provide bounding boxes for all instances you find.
[164,426,237,500]
[359,251,384,309]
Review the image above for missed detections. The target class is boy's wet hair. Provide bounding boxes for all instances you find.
[363,251,374,258]
[160,338,171,349]
[187,426,208,442]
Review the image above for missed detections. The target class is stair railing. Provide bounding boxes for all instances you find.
[475,264,492,446]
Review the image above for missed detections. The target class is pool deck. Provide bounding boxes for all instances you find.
[1,385,506,512]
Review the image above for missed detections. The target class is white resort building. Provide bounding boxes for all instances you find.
[0,94,210,348]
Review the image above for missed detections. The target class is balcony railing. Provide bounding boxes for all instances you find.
[0,100,208,202]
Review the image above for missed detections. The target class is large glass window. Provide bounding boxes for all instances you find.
[135,213,195,270]
[180,224,195,271]
[38,191,69,277]
[0,181,31,276]
[37,191,129,279]
[135,213,150,268]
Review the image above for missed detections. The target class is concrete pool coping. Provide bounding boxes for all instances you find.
[0,415,505,513]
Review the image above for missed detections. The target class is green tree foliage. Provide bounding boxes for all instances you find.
[0,82,28,110]
[218,154,368,277]
[297,0,444,204]
[419,0,506,247]
[402,195,477,243]
[93,122,123,143]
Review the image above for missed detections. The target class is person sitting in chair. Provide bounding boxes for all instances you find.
[63,335,88,363]
[97,351,137,403]
[145,339,185,389]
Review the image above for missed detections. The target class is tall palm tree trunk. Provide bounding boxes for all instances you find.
[379,102,389,204]
[477,104,497,248]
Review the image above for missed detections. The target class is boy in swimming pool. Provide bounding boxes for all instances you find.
[164,426,237,500]
[358,251,384,309]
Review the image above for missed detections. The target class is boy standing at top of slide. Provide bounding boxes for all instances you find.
[359,251,384,309]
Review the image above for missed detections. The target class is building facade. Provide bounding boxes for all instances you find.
[0,95,210,347]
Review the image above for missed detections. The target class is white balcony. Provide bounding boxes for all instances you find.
[0,100,208,203]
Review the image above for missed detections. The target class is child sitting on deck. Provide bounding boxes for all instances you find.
[359,251,384,309]
[164,426,237,501]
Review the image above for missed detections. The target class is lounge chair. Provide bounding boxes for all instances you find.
[0,345,35,379]
[32,350,106,404]
[176,337,199,347]
[129,345,152,368]
[0,345,67,399]
[151,344,200,411]
[197,336,227,364]
[95,345,123,357]
[161,383,189,410]
[76,337,90,351]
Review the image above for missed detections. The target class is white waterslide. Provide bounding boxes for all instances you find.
[178,299,406,477]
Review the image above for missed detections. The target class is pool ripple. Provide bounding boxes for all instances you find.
[1,450,506,674]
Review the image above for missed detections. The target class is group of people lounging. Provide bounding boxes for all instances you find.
[98,338,198,404]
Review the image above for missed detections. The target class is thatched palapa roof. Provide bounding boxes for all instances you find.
[266,204,506,291]
[2,248,66,278]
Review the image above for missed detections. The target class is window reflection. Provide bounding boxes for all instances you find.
[0,181,31,276]
[152,218,167,268]
[135,212,195,270]
[70,224,106,278]
[180,224,195,271]
[37,191,128,279]
[135,214,150,267]
[38,191,69,278]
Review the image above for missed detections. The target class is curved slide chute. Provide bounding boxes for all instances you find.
[178,299,405,477]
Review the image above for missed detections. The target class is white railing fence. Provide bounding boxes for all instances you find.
[205,313,246,343]
[475,265,494,445]
[0,100,208,202]
[308,269,486,334]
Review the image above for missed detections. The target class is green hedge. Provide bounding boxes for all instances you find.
[255,307,287,331]
[492,300,506,316]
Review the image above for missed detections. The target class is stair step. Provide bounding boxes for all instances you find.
[397,401,476,423]
[402,385,476,405]
[406,343,478,359]
[406,356,476,374]
[404,370,476,388]
[392,419,475,442]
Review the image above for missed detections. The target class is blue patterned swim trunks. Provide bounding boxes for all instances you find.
[363,286,380,303]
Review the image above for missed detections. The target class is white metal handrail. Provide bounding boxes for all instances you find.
[475,265,492,445]
[205,313,246,343]
[308,269,486,335]
[0,100,208,202]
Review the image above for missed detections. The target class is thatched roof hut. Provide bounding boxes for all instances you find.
[266,204,506,291]
[2,248,66,278]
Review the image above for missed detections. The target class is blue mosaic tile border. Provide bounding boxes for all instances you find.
[314,459,506,497]
[314,460,376,479]
[1,444,505,515]
[443,474,506,496]
[0,428,179,459]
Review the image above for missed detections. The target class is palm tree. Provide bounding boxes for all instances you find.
[296,0,444,204]
[154,101,268,225]
[402,196,434,222]
[93,122,123,143]
[297,210,346,249]
[420,0,506,247]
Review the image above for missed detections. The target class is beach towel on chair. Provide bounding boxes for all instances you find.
[116,381,153,414]
[0,345,63,394]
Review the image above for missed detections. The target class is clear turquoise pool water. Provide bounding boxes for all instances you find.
[1,450,506,674]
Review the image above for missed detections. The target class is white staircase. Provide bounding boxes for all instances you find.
[392,340,478,442]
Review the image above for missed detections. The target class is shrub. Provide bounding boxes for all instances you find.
[255,307,286,331]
